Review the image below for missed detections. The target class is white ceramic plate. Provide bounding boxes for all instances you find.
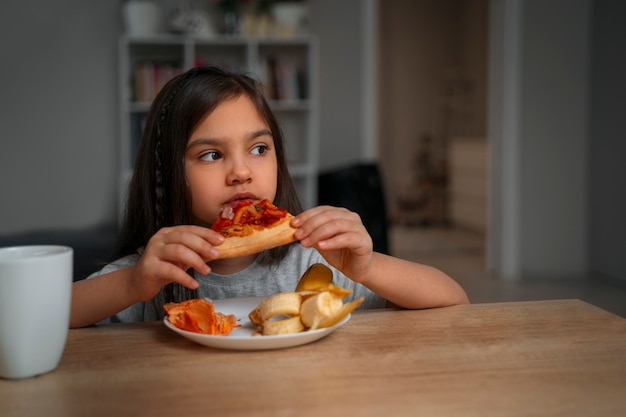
[163,296,350,350]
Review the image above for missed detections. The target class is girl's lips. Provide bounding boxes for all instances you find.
[227,193,257,204]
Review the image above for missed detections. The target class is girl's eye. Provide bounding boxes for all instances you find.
[251,144,268,156]
[200,151,221,162]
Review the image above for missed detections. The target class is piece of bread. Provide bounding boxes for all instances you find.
[215,214,298,259]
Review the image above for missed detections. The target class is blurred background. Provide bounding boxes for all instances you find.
[0,0,624,315]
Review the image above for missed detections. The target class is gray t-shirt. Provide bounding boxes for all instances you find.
[90,244,386,324]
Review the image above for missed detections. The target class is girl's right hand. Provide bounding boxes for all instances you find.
[129,225,224,301]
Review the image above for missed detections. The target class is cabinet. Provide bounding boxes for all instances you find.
[449,137,488,232]
[118,35,319,220]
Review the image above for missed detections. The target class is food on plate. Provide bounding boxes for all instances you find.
[164,299,240,335]
[211,199,298,259]
[248,264,364,335]
[259,315,305,335]
[301,289,345,329]
[248,292,302,324]
[249,285,362,335]
[295,263,334,292]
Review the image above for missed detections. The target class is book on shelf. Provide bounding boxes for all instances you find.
[132,58,307,103]
[260,56,307,101]
[133,61,183,102]
[194,57,241,73]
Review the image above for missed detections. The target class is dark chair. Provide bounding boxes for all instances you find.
[318,162,389,254]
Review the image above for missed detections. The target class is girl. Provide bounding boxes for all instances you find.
[70,66,468,328]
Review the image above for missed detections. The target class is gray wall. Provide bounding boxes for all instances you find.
[518,0,589,278]
[589,0,626,285]
[309,0,367,171]
[488,0,625,285]
[0,1,121,235]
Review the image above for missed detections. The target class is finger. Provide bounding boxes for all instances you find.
[155,262,200,290]
[159,242,212,275]
[159,227,223,262]
[298,211,363,244]
[316,231,372,254]
[292,205,338,227]
[294,207,353,238]
[189,225,225,245]
[161,225,225,247]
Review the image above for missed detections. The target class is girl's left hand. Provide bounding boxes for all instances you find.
[292,206,373,282]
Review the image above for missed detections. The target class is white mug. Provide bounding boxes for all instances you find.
[0,245,73,379]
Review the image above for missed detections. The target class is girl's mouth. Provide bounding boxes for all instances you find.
[227,193,257,204]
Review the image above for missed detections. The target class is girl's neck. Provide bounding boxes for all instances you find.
[208,254,257,275]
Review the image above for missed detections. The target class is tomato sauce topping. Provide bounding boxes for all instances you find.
[211,199,288,231]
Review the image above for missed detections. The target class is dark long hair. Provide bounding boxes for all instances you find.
[116,66,302,270]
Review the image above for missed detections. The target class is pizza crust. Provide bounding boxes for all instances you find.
[214,214,298,259]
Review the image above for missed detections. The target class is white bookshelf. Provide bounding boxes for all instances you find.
[118,34,319,220]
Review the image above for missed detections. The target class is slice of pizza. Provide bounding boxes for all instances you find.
[211,199,298,259]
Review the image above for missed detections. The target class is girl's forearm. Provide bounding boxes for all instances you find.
[69,267,138,328]
[362,253,469,309]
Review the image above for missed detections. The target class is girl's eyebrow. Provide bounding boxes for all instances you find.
[187,137,223,150]
[187,129,273,150]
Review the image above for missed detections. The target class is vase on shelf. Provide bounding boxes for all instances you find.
[215,0,242,35]
[122,0,164,36]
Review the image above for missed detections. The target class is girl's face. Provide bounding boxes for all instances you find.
[185,95,278,227]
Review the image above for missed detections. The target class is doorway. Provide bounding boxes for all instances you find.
[377,0,489,275]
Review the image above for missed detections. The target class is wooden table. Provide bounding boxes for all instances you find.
[2,299,625,416]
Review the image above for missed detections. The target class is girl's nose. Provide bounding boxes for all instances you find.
[226,158,252,185]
